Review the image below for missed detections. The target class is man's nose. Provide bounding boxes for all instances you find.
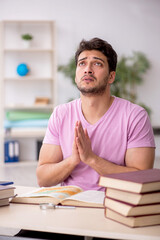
[84,64,93,74]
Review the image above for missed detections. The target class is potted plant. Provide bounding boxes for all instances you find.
[111,52,151,115]
[58,52,151,115]
[21,33,33,48]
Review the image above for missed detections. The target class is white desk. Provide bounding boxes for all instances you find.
[0,186,160,240]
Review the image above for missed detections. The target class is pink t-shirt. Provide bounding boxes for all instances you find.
[43,97,155,190]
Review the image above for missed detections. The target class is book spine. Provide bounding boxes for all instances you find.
[4,140,19,163]
[14,141,19,162]
[5,141,14,162]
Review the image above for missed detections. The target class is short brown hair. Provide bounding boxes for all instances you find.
[75,38,117,72]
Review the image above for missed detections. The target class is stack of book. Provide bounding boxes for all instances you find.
[99,168,160,227]
[0,181,15,207]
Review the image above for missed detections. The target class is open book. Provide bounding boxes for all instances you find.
[11,185,104,208]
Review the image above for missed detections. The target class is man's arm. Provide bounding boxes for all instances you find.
[36,128,81,187]
[83,147,155,176]
[75,121,155,175]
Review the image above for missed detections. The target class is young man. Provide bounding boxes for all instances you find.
[36,38,155,190]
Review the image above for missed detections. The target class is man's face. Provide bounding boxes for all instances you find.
[75,50,114,96]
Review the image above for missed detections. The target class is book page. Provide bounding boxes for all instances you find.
[61,190,105,207]
[17,185,83,201]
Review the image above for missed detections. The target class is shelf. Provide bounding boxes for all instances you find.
[0,20,56,163]
[4,77,53,81]
[3,20,54,24]
[4,104,54,110]
[5,128,46,138]
[2,160,38,167]
[4,48,53,52]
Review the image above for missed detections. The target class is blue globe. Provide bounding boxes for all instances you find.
[17,63,29,76]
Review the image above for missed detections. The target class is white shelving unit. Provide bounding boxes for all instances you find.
[0,20,57,164]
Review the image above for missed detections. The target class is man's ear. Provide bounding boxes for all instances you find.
[108,71,116,84]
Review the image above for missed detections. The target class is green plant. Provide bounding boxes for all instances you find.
[21,34,33,41]
[112,52,150,101]
[58,57,76,85]
[58,52,151,114]
[111,51,151,115]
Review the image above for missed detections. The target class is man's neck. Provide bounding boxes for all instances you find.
[80,93,114,125]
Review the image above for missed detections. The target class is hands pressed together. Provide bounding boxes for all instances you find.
[72,121,95,166]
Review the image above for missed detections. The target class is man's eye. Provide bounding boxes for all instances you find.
[79,62,85,66]
[95,62,102,66]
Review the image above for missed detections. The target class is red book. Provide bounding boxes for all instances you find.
[105,188,160,205]
[99,168,160,193]
[104,197,160,216]
[105,208,160,228]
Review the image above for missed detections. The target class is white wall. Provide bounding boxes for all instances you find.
[0,0,160,159]
[0,0,160,126]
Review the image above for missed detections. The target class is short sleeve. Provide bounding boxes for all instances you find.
[127,108,155,149]
[43,107,60,145]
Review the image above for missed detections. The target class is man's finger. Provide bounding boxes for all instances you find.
[84,128,89,139]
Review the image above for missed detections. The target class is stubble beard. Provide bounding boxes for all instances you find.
[76,75,109,96]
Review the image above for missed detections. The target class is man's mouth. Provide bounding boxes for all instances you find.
[81,75,96,82]
[83,78,94,83]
